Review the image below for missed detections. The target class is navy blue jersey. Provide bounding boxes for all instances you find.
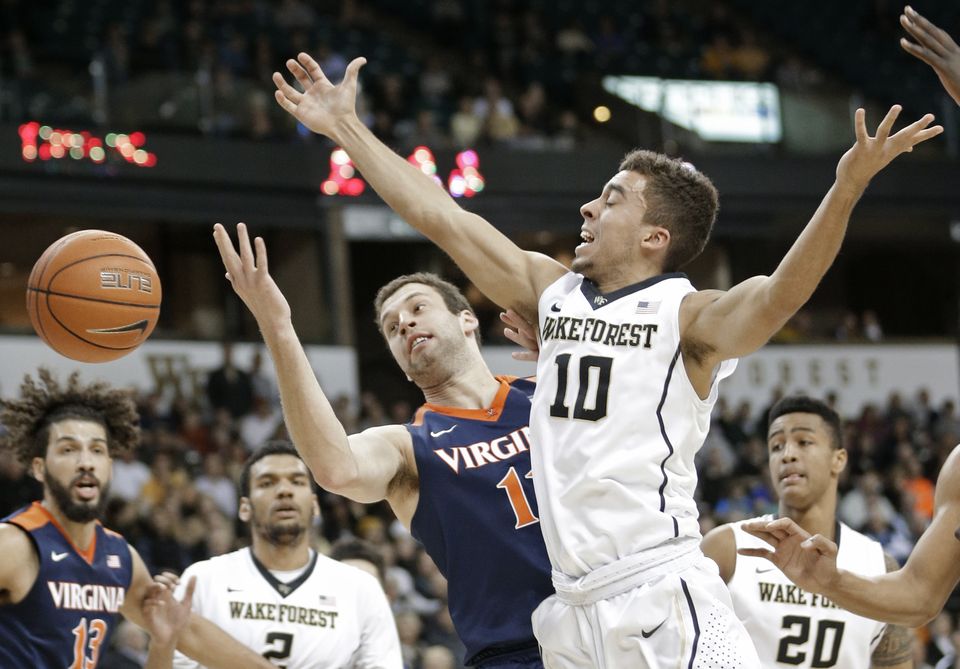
[408,376,553,666]
[0,502,133,668]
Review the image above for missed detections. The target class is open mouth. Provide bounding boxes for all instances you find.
[73,478,100,501]
[408,335,432,353]
[576,229,596,252]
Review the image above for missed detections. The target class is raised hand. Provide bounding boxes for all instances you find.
[212,223,291,327]
[901,6,960,106]
[835,105,942,191]
[739,517,841,595]
[142,575,196,648]
[500,309,539,362]
[273,53,367,138]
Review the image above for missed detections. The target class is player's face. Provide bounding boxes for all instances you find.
[767,412,846,509]
[242,454,317,547]
[379,283,477,383]
[35,419,112,523]
[573,171,663,281]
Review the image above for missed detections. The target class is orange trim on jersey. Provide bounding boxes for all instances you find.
[12,502,99,565]
[416,375,518,423]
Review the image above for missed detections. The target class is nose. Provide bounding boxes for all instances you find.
[398,311,416,336]
[781,442,799,462]
[76,446,95,470]
[580,197,598,220]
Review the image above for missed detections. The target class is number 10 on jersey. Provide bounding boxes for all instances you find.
[550,354,612,421]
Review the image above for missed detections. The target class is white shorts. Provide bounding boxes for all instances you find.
[532,555,760,669]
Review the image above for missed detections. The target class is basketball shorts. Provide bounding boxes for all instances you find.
[532,554,760,669]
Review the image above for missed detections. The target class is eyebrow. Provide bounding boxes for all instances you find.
[55,436,108,444]
[604,183,627,198]
[380,291,430,328]
[767,426,817,440]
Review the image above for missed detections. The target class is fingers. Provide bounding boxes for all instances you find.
[274,88,298,115]
[510,351,540,362]
[905,6,958,53]
[801,533,838,557]
[287,57,319,91]
[874,104,902,142]
[237,222,255,269]
[272,71,303,105]
[900,36,937,67]
[296,52,330,86]
[212,223,243,278]
[182,575,197,607]
[737,547,775,560]
[892,113,942,150]
[153,572,180,589]
[854,107,867,144]
[254,236,268,273]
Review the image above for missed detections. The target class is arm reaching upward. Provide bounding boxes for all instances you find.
[272,54,566,320]
[681,105,942,390]
[900,5,960,106]
[213,223,412,509]
[741,446,960,627]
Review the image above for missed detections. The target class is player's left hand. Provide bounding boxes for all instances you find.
[501,309,539,362]
[901,5,960,106]
[142,575,196,648]
[273,53,367,139]
[835,105,942,192]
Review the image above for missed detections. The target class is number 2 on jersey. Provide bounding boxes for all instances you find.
[496,466,538,529]
[70,617,107,669]
[550,354,612,421]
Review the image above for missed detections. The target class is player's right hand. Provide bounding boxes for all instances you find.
[273,53,366,138]
[212,223,292,329]
[501,309,539,362]
[739,517,842,595]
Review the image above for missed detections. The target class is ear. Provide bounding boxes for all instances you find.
[641,226,670,250]
[238,497,252,523]
[831,448,848,477]
[31,457,45,482]
[460,310,479,338]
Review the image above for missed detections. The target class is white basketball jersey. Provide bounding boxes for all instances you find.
[729,517,887,669]
[531,272,736,577]
[172,548,402,669]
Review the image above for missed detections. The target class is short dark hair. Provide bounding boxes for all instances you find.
[618,149,719,271]
[239,440,305,497]
[1,369,139,465]
[768,395,843,449]
[373,272,480,345]
[330,537,386,583]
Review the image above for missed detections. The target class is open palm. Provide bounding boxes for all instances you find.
[273,53,367,137]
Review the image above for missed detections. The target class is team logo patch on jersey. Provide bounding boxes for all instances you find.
[593,296,608,306]
[635,300,661,314]
[106,554,121,568]
[318,595,337,606]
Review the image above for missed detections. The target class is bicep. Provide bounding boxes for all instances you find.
[700,525,736,583]
[440,211,565,315]
[682,276,789,363]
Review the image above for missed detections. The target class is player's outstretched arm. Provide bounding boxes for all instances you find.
[681,106,942,366]
[901,5,960,106]
[142,576,196,669]
[213,223,409,504]
[122,547,275,668]
[272,53,565,319]
[743,446,960,627]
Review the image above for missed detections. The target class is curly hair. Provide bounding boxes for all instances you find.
[1,369,140,465]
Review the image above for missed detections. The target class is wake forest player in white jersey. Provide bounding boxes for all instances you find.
[171,442,401,669]
[701,396,913,669]
[271,49,942,668]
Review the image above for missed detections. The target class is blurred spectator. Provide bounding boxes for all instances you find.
[422,644,458,669]
[0,447,40,516]
[206,342,255,418]
[449,96,484,148]
[194,453,237,517]
[110,448,151,502]
[862,309,884,342]
[99,620,149,669]
[238,396,282,452]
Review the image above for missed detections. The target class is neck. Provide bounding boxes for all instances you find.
[779,492,838,541]
[419,359,502,409]
[42,499,96,550]
[589,263,665,294]
[251,535,312,571]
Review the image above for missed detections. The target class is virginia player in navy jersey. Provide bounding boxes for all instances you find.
[0,370,275,669]
[214,223,553,668]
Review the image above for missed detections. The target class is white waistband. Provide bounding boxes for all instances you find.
[552,539,702,606]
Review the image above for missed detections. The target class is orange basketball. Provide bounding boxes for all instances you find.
[26,230,162,362]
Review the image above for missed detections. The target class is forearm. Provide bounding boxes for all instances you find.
[826,566,938,627]
[176,614,272,668]
[259,320,358,489]
[332,115,463,237]
[765,179,863,311]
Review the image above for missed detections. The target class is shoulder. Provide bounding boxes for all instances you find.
[701,523,737,582]
[0,522,36,561]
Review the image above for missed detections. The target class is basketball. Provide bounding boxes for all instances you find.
[26,230,162,363]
